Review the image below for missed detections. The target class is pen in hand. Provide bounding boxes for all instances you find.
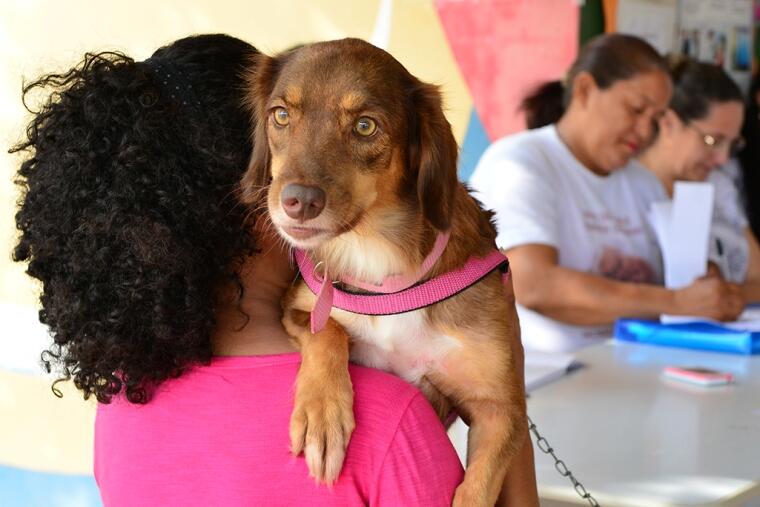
[714,237,729,279]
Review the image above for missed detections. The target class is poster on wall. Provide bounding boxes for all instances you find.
[678,0,753,91]
[616,0,678,54]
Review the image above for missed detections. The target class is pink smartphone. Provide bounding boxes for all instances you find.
[663,366,734,386]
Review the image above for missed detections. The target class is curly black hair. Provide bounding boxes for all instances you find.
[11,34,258,404]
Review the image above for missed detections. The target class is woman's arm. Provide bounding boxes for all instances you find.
[742,228,760,302]
[508,244,745,325]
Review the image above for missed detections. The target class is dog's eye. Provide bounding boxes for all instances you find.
[354,117,377,137]
[272,107,290,127]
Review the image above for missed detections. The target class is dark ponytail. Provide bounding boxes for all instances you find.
[520,80,564,129]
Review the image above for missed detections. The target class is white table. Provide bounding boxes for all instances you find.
[528,340,760,507]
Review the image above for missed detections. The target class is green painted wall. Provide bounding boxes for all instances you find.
[580,0,605,45]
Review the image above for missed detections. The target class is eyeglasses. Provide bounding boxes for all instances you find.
[687,122,746,156]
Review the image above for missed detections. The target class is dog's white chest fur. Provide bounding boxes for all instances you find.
[331,309,460,385]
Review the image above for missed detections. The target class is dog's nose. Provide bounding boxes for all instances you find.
[281,184,326,221]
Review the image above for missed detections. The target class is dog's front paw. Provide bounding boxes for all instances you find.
[290,370,355,484]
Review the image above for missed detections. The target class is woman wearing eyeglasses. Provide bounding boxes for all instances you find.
[636,56,760,299]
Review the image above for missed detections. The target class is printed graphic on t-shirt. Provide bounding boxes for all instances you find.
[582,210,645,236]
[597,246,656,283]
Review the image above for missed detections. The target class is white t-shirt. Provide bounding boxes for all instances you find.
[469,125,666,353]
[708,162,749,283]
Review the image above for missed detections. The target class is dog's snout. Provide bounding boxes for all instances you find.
[281,184,326,221]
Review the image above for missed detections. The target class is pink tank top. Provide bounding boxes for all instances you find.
[94,353,463,506]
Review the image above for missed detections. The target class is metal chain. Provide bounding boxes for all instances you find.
[528,415,600,506]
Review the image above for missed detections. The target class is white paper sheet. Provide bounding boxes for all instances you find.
[649,182,714,322]
[667,305,760,331]
[524,349,579,393]
[669,182,713,287]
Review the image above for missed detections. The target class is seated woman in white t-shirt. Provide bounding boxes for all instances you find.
[636,57,760,301]
[470,34,744,353]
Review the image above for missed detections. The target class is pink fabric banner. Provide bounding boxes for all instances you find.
[436,0,579,140]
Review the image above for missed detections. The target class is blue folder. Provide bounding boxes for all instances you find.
[614,318,760,355]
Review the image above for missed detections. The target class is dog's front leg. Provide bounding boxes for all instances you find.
[283,308,355,484]
[455,398,526,507]
[431,326,527,506]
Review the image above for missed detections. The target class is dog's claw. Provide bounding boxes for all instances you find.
[289,408,307,457]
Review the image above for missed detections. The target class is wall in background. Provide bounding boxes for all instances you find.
[602,0,755,92]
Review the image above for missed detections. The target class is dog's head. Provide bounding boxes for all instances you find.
[241,38,458,250]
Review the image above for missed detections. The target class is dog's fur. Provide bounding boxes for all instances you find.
[241,39,527,506]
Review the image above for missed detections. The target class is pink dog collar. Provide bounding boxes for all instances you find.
[294,238,510,334]
[339,231,451,293]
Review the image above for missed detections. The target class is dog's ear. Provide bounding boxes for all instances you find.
[239,52,282,206]
[410,82,459,231]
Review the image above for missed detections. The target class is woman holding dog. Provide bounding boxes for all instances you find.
[14,34,538,505]
[635,57,760,300]
[471,33,744,353]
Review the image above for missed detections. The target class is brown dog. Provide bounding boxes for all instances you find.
[241,39,527,506]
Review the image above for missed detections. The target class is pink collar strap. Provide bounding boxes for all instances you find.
[294,235,510,333]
